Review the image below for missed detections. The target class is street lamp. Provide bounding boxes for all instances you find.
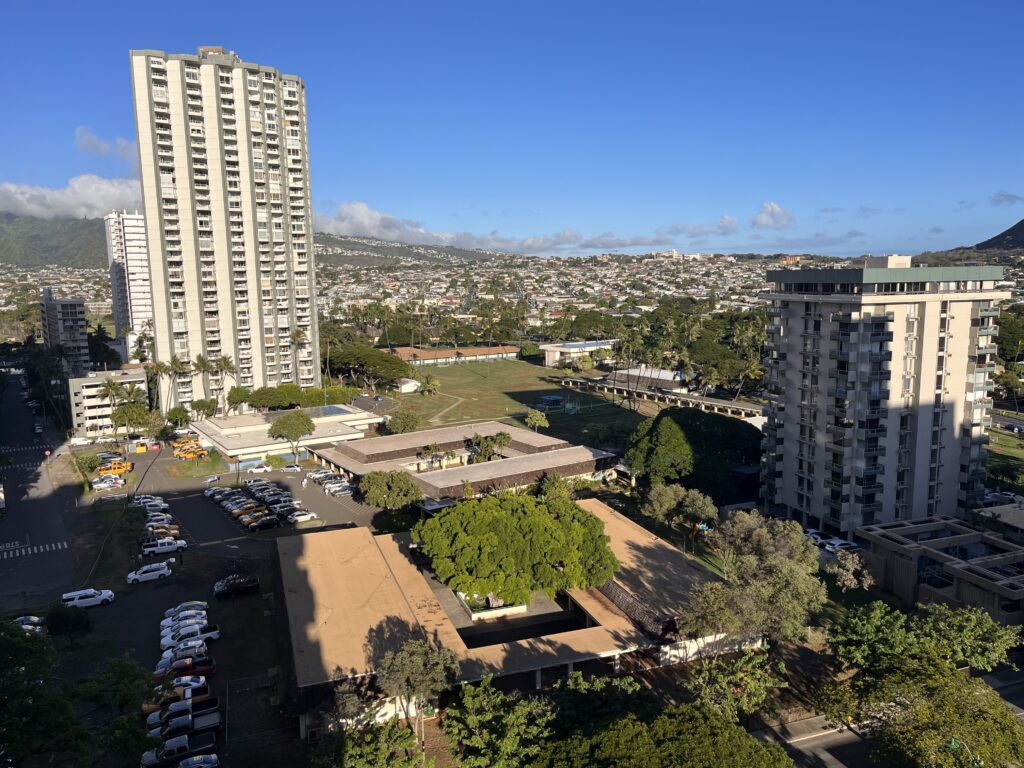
[946,737,983,766]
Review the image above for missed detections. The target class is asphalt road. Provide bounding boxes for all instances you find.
[0,376,73,609]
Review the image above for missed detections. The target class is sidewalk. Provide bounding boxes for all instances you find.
[753,667,1024,745]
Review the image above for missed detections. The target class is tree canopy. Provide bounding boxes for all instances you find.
[267,410,315,458]
[359,470,424,510]
[413,495,619,606]
[535,705,793,768]
[386,407,421,434]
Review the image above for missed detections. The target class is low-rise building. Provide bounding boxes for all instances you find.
[189,404,386,467]
[69,367,148,438]
[274,499,729,738]
[388,345,520,366]
[539,340,617,368]
[310,421,616,501]
[858,516,1024,624]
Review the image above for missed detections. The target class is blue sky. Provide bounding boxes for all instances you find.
[1,0,1022,256]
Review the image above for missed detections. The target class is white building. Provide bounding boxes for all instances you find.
[104,210,153,355]
[130,46,319,411]
[40,288,90,378]
[69,367,148,438]
[763,255,1008,532]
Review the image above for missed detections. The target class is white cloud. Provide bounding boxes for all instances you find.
[714,215,739,235]
[74,126,137,160]
[661,214,739,239]
[313,200,674,255]
[0,175,141,219]
[751,201,795,230]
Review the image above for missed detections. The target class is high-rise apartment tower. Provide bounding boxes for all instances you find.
[40,288,90,378]
[130,46,319,410]
[762,256,1008,532]
[104,210,153,357]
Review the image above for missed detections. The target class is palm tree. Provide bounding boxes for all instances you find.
[420,373,440,397]
[97,377,126,414]
[165,355,189,407]
[122,382,148,406]
[148,360,171,413]
[289,328,307,383]
[733,357,764,401]
[192,354,215,401]
[214,354,236,415]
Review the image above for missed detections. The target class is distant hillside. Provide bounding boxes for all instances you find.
[977,217,1024,250]
[0,214,512,269]
[313,233,510,266]
[0,213,106,268]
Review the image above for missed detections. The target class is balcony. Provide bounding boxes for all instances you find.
[978,326,998,336]
[863,445,886,458]
[979,307,1000,318]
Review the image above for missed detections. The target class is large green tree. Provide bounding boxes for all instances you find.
[685,650,787,722]
[535,705,793,768]
[377,639,460,754]
[359,470,424,510]
[386,407,421,434]
[413,495,619,606]
[313,718,427,768]
[443,675,554,768]
[267,410,316,459]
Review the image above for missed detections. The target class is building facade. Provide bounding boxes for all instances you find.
[104,210,153,356]
[762,256,1008,533]
[40,288,90,378]
[130,46,319,412]
[69,367,149,438]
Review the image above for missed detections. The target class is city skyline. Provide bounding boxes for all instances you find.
[1,1,1023,257]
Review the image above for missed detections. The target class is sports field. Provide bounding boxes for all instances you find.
[388,360,645,450]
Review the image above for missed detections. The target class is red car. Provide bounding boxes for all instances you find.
[153,656,216,684]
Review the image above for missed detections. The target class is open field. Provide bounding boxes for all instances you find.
[389,360,646,449]
[988,427,1024,495]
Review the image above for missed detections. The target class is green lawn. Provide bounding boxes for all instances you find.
[390,360,645,449]
[164,450,228,478]
[987,428,1024,495]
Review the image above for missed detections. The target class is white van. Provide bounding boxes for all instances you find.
[62,588,115,608]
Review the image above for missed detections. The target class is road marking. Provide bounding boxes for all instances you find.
[0,541,67,561]
[198,536,247,547]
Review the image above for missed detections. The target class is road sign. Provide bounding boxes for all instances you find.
[44,450,51,457]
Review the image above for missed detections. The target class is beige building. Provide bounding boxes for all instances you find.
[68,367,148,438]
[40,288,90,378]
[129,46,319,411]
[763,256,1007,532]
[104,210,153,356]
[858,516,1024,624]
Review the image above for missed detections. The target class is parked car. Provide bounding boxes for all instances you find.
[142,538,188,556]
[128,561,173,584]
[160,610,207,630]
[140,733,218,768]
[69,436,94,446]
[138,500,171,512]
[214,573,259,599]
[135,495,166,505]
[287,510,318,524]
[12,615,45,634]
[146,514,175,526]
[160,625,220,651]
[159,639,208,661]
[803,528,824,544]
[306,469,333,480]
[280,464,302,473]
[269,502,301,515]
[826,540,861,554]
[62,588,114,608]
[248,516,280,531]
[95,451,123,461]
[143,683,210,715]
[145,696,219,729]
[246,464,272,474]
[148,710,223,740]
[145,525,182,538]
[161,675,206,691]
[177,755,220,768]
[164,601,208,619]
[153,656,217,684]
[326,484,354,497]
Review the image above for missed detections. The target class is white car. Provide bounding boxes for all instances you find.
[140,502,171,513]
[142,538,187,556]
[160,610,207,631]
[247,464,272,474]
[160,639,208,660]
[160,617,207,638]
[62,588,115,608]
[146,511,174,522]
[287,510,318,524]
[128,561,173,584]
[821,537,856,553]
[164,601,208,619]
[160,624,220,650]
[159,675,206,691]
[827,540,861,554]
[69,437,94,446]
[135,495,165,504]
[280,464,302,473]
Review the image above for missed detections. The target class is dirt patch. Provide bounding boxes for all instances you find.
[422,716,459,768]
